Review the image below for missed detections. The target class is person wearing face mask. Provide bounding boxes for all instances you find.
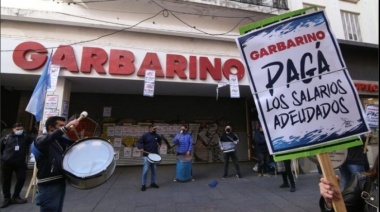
[219,125,242,179]
[137,125,162,191]
[33,116,79,212]
[173,124,194,181]
[0,123,34,208]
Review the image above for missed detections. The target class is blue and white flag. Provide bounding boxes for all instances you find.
[25,52,52,121]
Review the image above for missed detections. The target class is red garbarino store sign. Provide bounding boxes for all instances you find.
[3,39,247,84]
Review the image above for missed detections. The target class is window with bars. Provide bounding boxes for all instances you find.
[341,11,362,42]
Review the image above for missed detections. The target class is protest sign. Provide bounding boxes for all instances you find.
[236,8,371,211]
[236,9,369,161]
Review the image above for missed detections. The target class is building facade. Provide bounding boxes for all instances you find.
[1,0,378,167]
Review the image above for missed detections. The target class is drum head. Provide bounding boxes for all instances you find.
[176,155,192,162]
[148,154,161,163]
[63,138,114,177]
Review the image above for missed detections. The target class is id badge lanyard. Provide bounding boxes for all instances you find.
[15,137,20,151]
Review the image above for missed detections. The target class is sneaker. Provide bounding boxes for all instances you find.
[263,173,271,177]
[236,174,242,179]
[150,183,159,188]
[11,197,27,204]
[222,175,228,179]
[280,184,290,188]
[173,179,177,182]
[0,198,11,208]
[290,187,296,192]
[141,185,146,191]
[191,178,195,182]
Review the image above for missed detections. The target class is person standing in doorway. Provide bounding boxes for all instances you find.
[219,125,242,179]
[253,125,271,177]
[1,123,34,208]
[137,125,162,191]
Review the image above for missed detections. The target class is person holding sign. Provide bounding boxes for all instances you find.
[219,126,242,179]
[319,153,378,212]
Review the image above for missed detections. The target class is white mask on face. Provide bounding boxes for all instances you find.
[15,130,24,135]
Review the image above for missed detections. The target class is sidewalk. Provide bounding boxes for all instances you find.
[1,162,322,212]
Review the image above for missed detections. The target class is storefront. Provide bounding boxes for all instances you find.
[2,37,254,166]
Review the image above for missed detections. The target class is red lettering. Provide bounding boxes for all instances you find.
[166,54,187,79]
[189,56,197,79]
[109,49,135,75]
[13,41,246,82]
[199,57,221,81]
[137,52,164,77]
[222,59,245,81]
[53,45,79,72]
[13,42,48,70]
[354,83,379,93]
[80,47,107,74]
[370,84,378,92]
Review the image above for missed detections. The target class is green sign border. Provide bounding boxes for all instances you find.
[238,6,318,35]
[273,136,362,161]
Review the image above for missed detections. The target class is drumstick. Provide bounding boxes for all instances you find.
[70,111,88,128]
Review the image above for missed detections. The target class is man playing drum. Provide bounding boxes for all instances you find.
[173,124,194,181]
[137,125,161,191]
[33,116,79,212]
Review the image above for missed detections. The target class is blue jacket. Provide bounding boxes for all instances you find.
[173,132,192,154]
[137,132,161,156]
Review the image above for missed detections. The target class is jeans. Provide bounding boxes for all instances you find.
[223,151,241,176]
[142,156,157,185]
[1,162,27,199]
[339,163,364,190]
[35,180,66,212]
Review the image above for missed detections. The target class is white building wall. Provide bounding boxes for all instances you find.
[288,0,379,44]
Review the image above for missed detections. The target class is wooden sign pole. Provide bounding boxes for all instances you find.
[317,153,346,212]
[363,133,370,154]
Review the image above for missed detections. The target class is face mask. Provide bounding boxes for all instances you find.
[226,129,231,133]
[152,130,156,133]
[15,130,24,135]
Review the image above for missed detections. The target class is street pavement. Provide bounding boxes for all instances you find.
[1,161,323,212]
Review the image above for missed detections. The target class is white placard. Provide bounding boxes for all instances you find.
[45,95,59,109]
[47,64,60,92]
[103,106,112,117]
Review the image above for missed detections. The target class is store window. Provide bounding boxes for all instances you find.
[361,97,379,144]
[341,11,362,42]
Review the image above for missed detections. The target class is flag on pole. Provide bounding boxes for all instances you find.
[25,52,52,122]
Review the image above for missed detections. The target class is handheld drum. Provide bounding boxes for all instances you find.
[62,137,116,189]
[147,153,162,164]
